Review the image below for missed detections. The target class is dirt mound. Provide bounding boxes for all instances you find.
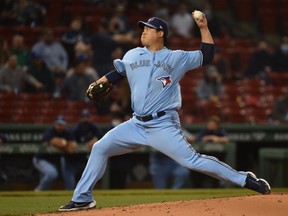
[40,193,288,216]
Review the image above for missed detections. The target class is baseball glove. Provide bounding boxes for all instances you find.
[86,81,113,101]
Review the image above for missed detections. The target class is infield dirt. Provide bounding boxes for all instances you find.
[39,193,287,216]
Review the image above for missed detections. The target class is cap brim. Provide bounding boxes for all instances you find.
[137,21,158,30]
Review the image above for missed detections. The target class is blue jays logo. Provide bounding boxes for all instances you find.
[156,76,172,88]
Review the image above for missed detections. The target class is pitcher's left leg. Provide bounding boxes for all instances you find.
[149,120,270,194]
[148,119,246,187]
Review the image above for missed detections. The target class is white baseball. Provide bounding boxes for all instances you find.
[193,10,203,19]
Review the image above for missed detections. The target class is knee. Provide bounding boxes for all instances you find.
[47,169,58,180]
[91,140,110,155]
[91,142,102,155]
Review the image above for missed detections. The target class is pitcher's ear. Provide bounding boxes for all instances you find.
[157,30,164,38]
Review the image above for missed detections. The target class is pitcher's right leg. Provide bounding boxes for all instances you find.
[59,120,147,211]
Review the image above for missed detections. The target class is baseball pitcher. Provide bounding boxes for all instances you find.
[59,11,271,211]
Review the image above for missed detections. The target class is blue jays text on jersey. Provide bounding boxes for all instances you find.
[130,59,173,74]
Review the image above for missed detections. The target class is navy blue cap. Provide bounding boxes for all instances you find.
[138,17,168,38]
[54,115,67,125]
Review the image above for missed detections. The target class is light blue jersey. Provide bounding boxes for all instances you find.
[114,47,202,115]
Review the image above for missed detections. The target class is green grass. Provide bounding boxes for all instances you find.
[0,188,287,216]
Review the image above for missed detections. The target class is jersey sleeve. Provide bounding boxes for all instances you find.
[113,49,137,76]
[178,50,203,72]
[113,59,126,76]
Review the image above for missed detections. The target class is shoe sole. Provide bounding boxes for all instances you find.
[59,202,96,212]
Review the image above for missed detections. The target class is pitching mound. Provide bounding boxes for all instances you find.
[40,193,288,216]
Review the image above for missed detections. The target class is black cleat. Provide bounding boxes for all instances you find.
[244,172,271,195]
[59,201,96,211]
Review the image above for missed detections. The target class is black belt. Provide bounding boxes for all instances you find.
[135,111,166,122]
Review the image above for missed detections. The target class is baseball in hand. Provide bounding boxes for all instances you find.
[193,10,203,19]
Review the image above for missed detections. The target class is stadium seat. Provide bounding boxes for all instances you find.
[280,0,288,7]
[256,0,277,8]
[0,105,12,123]
[245,107,269,124]
[280,19,288,36]
[65,0,85,6]
[0,113,12,123]
[257,8,279,33]
[93,115,111,123]
[85,15,102,34]
[210,0,229,10]
[267,72,288,86]
[224,109,246,123]
[234,0,256,21]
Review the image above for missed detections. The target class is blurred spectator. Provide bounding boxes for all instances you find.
[0,37,8,66]
[59,55,95,101]
[149,129,195,189]
[106,111,133,188]
[202,2,220,37]
[212,47,230,81]
[32,28,68,78]
[109,5,130,36]
[73,109,102,151]
[271,86,288,124]
[0,0,17,25]
[108,5,135,52]
[151,0,170,22]
[110,111,125,128]
[16,0,47,26]
[0,133,7,144]
[26,52,55,93]
[71,109,102,181]
[74,40,93,63]
[66,54,99,80]
[33,116,77,191]
[195,116,229,144]
[8,34,29,68]
[61,17,91,68]
[230,51,244,80]
[194,115,229,187]
[245,40,273,81]
[91,18,122,77]
[271,36,288,72]
[0,54,43,93]
[196,65,224,103]
[109,79,132,118]
[171,2,194,39]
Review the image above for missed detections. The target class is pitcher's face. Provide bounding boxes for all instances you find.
[141,26,162,47]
